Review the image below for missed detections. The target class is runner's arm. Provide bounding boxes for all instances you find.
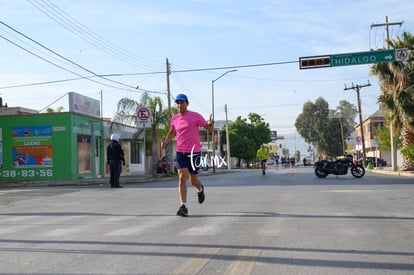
[161,128,175,148]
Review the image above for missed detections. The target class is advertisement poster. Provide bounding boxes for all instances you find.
[69,92,100,118]
[77,135,91,174]
[12,126,53,168]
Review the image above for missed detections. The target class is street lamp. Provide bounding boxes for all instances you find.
[225,103,231,170]
[211,69,237,172]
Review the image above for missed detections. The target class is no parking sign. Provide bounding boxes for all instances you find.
[137,107,152,128]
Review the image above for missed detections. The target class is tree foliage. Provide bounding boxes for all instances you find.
[370,31,414,170]
[374,123,401,151]
[401,144,414,163]
[44,106,64,113]
[295,98,357,157]
[224,113,271,166]
[112,92,172,177]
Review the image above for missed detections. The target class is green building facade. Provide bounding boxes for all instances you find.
[0,112,104,181]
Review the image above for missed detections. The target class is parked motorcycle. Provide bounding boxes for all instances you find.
[314,155,365,178]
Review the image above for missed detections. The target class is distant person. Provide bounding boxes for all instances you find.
[274,154,280,171]
[161,94,214,217]
[290,157,295,167]
[107,133,125,188]
[303,158,306,166]
[256,144,269,175]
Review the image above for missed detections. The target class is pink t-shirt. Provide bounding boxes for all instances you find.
[171,111,207,152]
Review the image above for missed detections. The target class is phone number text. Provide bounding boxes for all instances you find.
[0,169,53,178]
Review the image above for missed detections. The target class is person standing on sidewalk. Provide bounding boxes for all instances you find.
[257,144,269,175]
[161,94,214,217]
[274,153,280,171]
[107,133,125,188]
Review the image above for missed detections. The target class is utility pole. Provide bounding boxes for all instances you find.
[100,90,103,119]
[166,58,173,172]
[371,16,404,172]
[344,81,371,168]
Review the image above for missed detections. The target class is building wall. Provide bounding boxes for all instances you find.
[354,110,394,166]
[0,112,104,181]
[103,120,146,175]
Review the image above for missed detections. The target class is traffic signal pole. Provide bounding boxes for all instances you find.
[370,16,403,172]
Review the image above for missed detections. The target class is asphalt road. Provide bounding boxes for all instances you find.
[0,167,413,274]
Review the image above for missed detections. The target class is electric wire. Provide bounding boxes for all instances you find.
[38,92,68,112]
[0,56,300,90]
[0,20,163,94]
[27,0,164,71]
[0,25,82,73]
[0,20,135,89]
[0,32,139,93]
[1,58,368,91]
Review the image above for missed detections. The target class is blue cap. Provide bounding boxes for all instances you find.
[175,94,188,103]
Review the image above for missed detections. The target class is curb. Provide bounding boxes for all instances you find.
[0,169,231,188]
[368,168,414,177]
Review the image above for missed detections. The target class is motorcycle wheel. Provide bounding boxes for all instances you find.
[351,165,365,178]
[315,168,328,178]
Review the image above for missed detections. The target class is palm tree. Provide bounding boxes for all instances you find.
[112,92,172,177]
[370,32,414,170]
[44,106,64,113]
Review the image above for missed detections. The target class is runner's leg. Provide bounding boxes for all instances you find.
[177,168,188,204]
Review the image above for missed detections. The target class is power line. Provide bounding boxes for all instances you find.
[0,58,320,92]
[171,60,299,74]
[0,74,165,95]
[0,23,82,72]
[38,92,68,112]
[0,20,137,89]
[0,20,164,94]
[0,59,300,91]
[27,0,164,71]
[100,60,299,77]
[0,32,142,93]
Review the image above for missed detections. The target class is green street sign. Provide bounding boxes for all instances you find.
[332,49,408,67]
[299,48,409,69]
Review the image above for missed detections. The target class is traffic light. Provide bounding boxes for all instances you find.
[299,55,331,69]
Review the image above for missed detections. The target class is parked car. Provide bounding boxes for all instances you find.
[357,157,387,167]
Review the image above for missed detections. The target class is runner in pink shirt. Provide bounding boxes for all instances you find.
[161,94,214,217]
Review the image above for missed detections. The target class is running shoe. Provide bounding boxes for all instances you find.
[176,205,188,217]
[198,184,205,204]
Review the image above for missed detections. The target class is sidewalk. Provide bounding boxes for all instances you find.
[368,167,414,177]
[0,169,231,188]
[0,174,154,188]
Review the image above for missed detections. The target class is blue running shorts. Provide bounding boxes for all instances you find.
[176,152,201,174]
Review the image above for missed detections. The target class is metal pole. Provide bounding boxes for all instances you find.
[144,128,147,173]
[225,104,231,170]
[211,80,215,172]
[370,16,403,171]
[166,58,174,173]
[356,86,367,167]
[344,82,371,167]
[211,69,237,173]
[100,90,103,119]
[338,115,345,155]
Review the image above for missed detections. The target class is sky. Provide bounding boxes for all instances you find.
[1,0,413,155]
